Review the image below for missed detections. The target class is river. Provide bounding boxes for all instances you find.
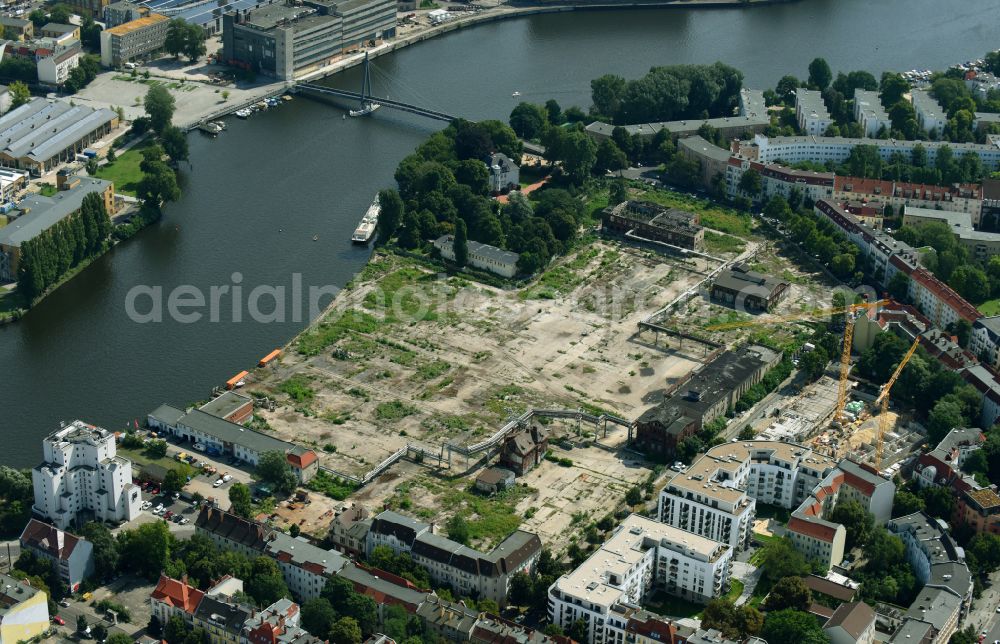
[1,0,997,467]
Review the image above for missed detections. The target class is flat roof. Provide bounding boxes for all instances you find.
[199,391,252,420]
[666,440,836,507]
[679,135,732,163]
[796,89,831,119]
[0,573,42,616]
[553,514,728,611]
[106,13,167,35]
[243,3,314,30]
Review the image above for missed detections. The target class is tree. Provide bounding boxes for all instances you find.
[302,598,337,639]
[106,635,134,644]
[228,482,252,518]
[829,499,875,549]
[609,178,628,206]
[891,490,925,518]
[595,139,628,175]
[446,515,470,545]
[145,85,176,134]
[257,451,297,495]
[920,484,956,520]
[559,130,597,185]
[9,81,30,108]
[118,520,172,580]
[330,617,363,644]
[77,614,88,633]
[147,439,168,458]
[377,188,404,245]
[625,486,643,507]
[164,614,190,643]
[160,125,189,165]
[888,271,911,302]
[590,74,627,118]
[881,72,910,107]
[948,265,990,304]
[568,619,589,643]
[775,75,800,105]
[137,158,180,206]
[453,218,469,267]
[738,168,762,196]
[927,399,966,445]
[509,103,547,139]
[758,537,811,582]
[701,599,763,640]
[92,624,108,641]
[164,19,205,61]
[798,347,829,382]
[968,533,1000,574]
[509,572,533,606]
[162,469,185,496]
[808,58,832,90]
[763,576,811,612]
[245,556,290,606]
[762,608,830,644]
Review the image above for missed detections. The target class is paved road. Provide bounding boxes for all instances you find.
[967,567,1000,641]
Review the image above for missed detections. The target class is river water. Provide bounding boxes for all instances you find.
[1,0,997,466]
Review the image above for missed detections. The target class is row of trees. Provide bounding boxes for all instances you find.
[760,194,863,281]
[892,220,999,305]
[589,62,744,124]
[17,192,112,301]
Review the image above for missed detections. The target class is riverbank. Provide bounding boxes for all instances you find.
[159,0,796,128]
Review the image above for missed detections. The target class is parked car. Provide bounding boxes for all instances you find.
[213,479,224,488]
[193,443,206,452]
[180,518,189,525]
[52,615,65,625]
[59,600,70,608]
[222,474,232,483]
[164,511,173,519]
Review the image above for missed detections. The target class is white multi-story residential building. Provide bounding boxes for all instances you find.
[659,441,894,568]
[31,421,141,530]
[264,532,346,601]
[658,441,837,552]
[795,90,834,136]
[911,90,948,136]
[853,89,892,137]
[547,514,732,644]
[740,134,1000,170]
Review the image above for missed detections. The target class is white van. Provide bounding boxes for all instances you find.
[123,62,137,70]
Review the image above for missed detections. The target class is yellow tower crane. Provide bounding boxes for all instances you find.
[872,337,921,470]
[706,299,889,425]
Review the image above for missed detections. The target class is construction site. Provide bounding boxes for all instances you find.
[221,194,929,550]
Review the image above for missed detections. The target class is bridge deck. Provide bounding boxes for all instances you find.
[297,83,458,122]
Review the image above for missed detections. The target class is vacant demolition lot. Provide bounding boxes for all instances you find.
[240,196,832,551]
[242,235,715,550]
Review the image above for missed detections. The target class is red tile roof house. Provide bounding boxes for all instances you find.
[150,574,205,627]
[286,447,318,483]
[19,519,94,592]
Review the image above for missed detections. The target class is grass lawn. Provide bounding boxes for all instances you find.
[704,230,746,254]
[643,590,704,619]
[721,578,745,603]
[979,299,1000,316]
[95,138,155,196]
[755,503,791,523]
[118,446,195,479]
[0,289,26,319]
